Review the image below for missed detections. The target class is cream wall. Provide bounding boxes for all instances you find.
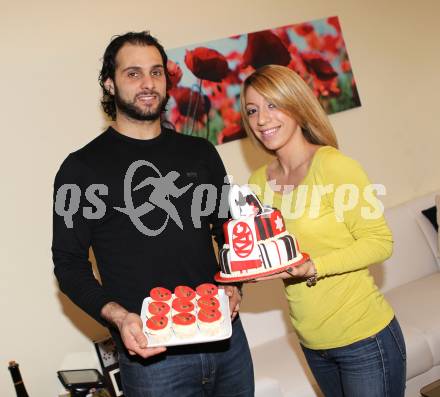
[1,0,439,395]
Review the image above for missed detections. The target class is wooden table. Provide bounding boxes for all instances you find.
[421,379,440,397]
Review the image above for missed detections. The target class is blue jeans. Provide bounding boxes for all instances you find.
[301,317,407,397]
[118,317,254,397]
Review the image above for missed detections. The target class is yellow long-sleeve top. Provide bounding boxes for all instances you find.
[248,146,394,349]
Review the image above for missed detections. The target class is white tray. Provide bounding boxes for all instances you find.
[140,289,232,347]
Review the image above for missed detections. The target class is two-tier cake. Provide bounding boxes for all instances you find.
[215,185,309,282]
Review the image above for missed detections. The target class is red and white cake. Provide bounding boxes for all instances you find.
[145,315,172,343]
[197,308,223,336]
[172,312,197,338]
[215,185,308,282]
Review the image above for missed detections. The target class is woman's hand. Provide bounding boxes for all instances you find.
[254,259,316,281]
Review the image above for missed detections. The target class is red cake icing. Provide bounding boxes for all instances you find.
[146,315,169,330]
[196,283,218,297]
[148,301,170,316]
[174,285,196,300]
[150,287,172,302]
[172,298,195,313]
[172,312,196,325]
[198,308,222,323]
[197,296,220,310]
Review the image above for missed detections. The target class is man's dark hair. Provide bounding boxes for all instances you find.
[99,31,171,120]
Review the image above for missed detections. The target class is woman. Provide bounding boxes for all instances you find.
[241,65,406,397]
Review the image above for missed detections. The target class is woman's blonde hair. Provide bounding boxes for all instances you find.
[240,65,338,153]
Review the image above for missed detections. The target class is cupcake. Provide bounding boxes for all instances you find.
[196,283,218,298]
[172,298,195,315]
[150,287,172,303]
[147,301,171,318]
[174,285,196,303]
[197,308,223,336]
[197,296,220,311]
[145,315,172,343]
[172,312,197,338]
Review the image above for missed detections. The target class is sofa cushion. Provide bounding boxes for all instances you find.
[398,323,434,380]
[409,191,440,265]
[371,203,439,293]
[385,273,440,367]
[251,333,322,397]
[421,206,438,231]
[252,320,434,390]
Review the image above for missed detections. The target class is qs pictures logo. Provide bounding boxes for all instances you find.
[54,160,230,236]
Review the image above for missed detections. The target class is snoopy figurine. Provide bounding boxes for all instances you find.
[228,185,264,220]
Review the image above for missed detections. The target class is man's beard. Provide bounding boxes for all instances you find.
[114,87,168,121]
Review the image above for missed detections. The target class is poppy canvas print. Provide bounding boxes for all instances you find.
[166,16,361,145]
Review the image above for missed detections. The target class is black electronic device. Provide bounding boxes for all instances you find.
[57,369,105,396]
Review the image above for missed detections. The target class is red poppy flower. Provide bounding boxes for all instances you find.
[327,16,341,33]
[287,58,307,78]
[272,27,291,47]
[321,34,340,54]
[167,60,183,89]
[169,107,185,131]
[185,47,230,82]
[288,43,300,56]
[217,124,245,144]
[305,32,321,51]
[243,31,291,69]
[314,77,341,98]
[221,106,241,126]
[301,53,338,81]
[286,44,307,77]
[226,50,243,62]
[170,87,209,121]
[294,23,314,36]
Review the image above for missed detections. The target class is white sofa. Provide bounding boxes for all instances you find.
[240,190,440,397]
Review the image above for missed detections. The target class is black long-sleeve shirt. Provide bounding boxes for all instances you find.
[52,127,227,330]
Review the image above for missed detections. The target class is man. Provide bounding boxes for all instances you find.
[52,31,254,396]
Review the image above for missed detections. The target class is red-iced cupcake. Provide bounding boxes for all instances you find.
[197,308,223,336]
[150,287,172,302]
[197,296,220,311]
[147,301,171,318]
[172,312,197,338]
[196,283,218,298]
[174,285,196,302]
[145,315,171,343]
[172,298,195,315]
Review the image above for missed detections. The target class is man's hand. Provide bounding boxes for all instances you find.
[101,302,166,358]
[118,313,166,358]
[220,285,242,320]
